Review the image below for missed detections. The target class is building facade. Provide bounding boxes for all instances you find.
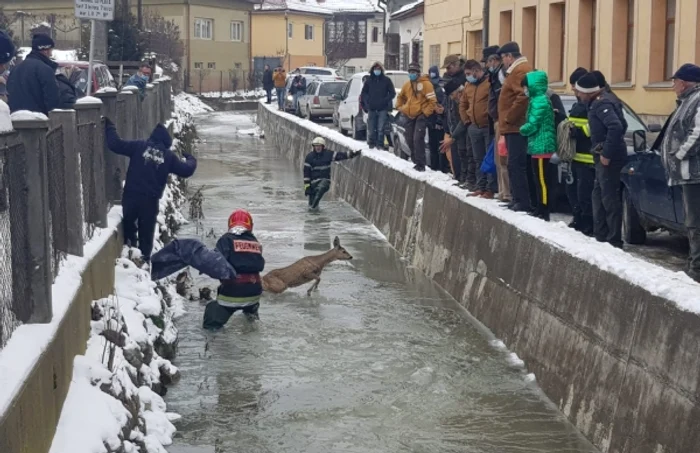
[387,0,424,71]
[422,0,484,71]
[488,0,698,119]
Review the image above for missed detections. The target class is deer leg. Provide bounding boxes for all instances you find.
[306,276,321,296]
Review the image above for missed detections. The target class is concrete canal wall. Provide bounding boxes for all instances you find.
[257,103,700,453]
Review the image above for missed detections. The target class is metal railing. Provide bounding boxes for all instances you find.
[0,78,174,349]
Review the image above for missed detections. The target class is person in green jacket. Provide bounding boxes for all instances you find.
[520,70,557,221]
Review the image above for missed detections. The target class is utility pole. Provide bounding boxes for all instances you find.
[137,0,143,28]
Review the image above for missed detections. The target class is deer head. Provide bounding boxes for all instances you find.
[332,236,353,260]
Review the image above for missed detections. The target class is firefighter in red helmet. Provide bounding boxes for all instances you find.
[203,209,265,330]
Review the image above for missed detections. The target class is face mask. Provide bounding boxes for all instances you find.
[466,75,477,84]
[488,66,497,73]
[141,74,149,81]
[524,88,529,97]
[409,73,418,81]
[429,72,437,79]
[373,69,381,76]
[498,71,506,84]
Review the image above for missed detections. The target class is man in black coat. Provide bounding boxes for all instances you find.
[442,54,466,182]
[7,33,59,115]
[575,72,628,249]
[262,64,274,104]
[361,62,395,149]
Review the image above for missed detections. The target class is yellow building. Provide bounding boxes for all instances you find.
[422,0,484,70]
[252,0,328,71]
[488,0,697,120]
[3,0,255,93]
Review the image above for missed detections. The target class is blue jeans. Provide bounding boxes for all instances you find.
[276,88,285,109]
[367,110,387,147]
[293,91,304,113]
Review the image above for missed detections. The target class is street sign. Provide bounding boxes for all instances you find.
[75,0,115,21]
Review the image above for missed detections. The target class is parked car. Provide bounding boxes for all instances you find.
[298,80,347,120]
[389,110,430,162]
[56,60,116,95]
[294,66,344,81]
[283,74,327,113]
[334,70,410,140]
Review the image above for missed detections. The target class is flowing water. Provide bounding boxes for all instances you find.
[165,111,598,453]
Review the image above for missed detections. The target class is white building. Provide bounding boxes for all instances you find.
[387,0,423,71]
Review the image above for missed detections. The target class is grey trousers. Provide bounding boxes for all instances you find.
[468,124,497,193]
[682,183,700,276]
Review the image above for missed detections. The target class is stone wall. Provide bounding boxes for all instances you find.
[257,103,700,453]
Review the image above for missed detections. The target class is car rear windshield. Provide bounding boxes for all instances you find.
[387,73,409,88]
[319,82,346,96]
[304,68,333,75]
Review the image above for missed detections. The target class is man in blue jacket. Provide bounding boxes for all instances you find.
[361,62,395,149]
[575,72,628,249]
[104,118,197,261]
[7,33,59,115]
[304,137,360,209]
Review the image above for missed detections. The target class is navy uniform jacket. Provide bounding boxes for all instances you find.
[215,231,265,305]
[303,148,350,184]
[7,51,59,114]
[588,92,628,163]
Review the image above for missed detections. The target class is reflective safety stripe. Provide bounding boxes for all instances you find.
[216,294,261,308]
[312,165,331,171]
[332,151,337,161]
[573,152,595,164]
[304,163,311,167]
[304,178,311,182]
[538,158,548,206]
[569,117,591,137]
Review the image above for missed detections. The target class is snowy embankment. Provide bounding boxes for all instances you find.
[259,101,700,313]
[199,88,266,100]
[47,93,211,453]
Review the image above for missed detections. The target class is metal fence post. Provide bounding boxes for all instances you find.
[48,110,84,257]
[12,116,52,323]
[95,91,123,204]
[75,98,108,228]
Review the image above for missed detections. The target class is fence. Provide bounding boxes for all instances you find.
[0,79,173,349]
[185,69,259,94]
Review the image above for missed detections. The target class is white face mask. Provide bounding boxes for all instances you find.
[498,70,506,84]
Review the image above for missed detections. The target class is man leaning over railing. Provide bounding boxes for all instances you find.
[104,116,197,264]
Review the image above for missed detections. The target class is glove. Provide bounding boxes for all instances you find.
[103,116,114,127]
[350,150,362,159]
[304,184,310,196]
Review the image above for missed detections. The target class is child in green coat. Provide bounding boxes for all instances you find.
[520,70,557,221]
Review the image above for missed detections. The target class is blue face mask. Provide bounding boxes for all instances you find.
[429,72,437,79]
[373,69,381,76]
[140,74,149,82]
[408,73,418,81]
[466,75,477,83]
[488,66,497,73]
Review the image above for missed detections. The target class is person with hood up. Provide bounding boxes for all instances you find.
[262,64,274,104]
[290,73,307,115]
[7,33,59,115]
[104,118,198,261]
[361,62,396,149]
[658,63,700,282]
[56,65,84,109]
[426,65,448,171]
[519,70,557,221]
[203,209,266,329]
[396,62,437,172]
[303,137,361,209]
[575,72,627,248]
[0,30,15,132]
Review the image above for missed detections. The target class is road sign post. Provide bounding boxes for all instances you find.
[75,0,115,96]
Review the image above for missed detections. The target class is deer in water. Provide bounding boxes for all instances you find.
[262,236,353,296]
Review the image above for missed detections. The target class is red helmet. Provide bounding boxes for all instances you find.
[228,209,253,231]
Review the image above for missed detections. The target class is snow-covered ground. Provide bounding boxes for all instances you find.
[199,88,266,99]
[259,101,700,314]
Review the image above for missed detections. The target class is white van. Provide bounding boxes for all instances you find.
[333,70,409,139]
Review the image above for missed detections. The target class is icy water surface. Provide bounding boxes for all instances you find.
[166,112,598,453]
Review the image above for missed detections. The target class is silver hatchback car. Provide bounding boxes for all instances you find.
[298,80,347,120]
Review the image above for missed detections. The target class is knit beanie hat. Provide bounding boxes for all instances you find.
[672,63,700,82]
[574,72,601,94]
[32,33,55,52]
[591,70,607,88]
[408,62,421,73]
[0,30,15,65]
[569,67,588,85]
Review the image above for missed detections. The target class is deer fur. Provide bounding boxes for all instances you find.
[262,236,352,296]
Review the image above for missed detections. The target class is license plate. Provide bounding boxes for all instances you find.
[328,99,337,103]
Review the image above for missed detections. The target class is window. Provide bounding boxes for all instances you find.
[305,24,314,40]
[400,43,409,71]
[345,66,356,76]
[626,0,634,81]
[591,0,597,70]
[207,62,216,69]
[372,26,379,43]
[304,68,333,75]
[319,82,346,96]
[547,3,566,82]
[664,0,675,80]
[612,0,634,82]
[578,0,596,70]
[522,6,537,65]
[429,44,440,68]
[499,10,512,45]
[194,18,213,40]
[230,21,243,42]
[288,22,293,39]
[194,62,203,69]
[467,31,482,60]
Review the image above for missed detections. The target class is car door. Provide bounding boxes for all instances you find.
[629,150,677,224]
[301,82,315,114]
[673,186,686,225]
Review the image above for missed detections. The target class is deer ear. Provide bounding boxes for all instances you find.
[333,236,340,248]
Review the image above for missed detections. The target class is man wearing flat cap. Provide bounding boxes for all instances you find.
[658,63,700,282]
[7,33,59,115]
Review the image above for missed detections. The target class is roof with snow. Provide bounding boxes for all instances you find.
[255,0,382,15]
[390,0,423,19]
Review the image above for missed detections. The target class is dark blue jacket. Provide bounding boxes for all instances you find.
[262,69,274,90]
[215,231,265,301]
[303,148,350,183]
[105,122,197,199]
[588,92,628,163]
[289,76,306,95]
[7,51,59,114]
[126,73,147,100]
[150,238,237,281]
[56,74,82,109]
[361,71,395,112]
